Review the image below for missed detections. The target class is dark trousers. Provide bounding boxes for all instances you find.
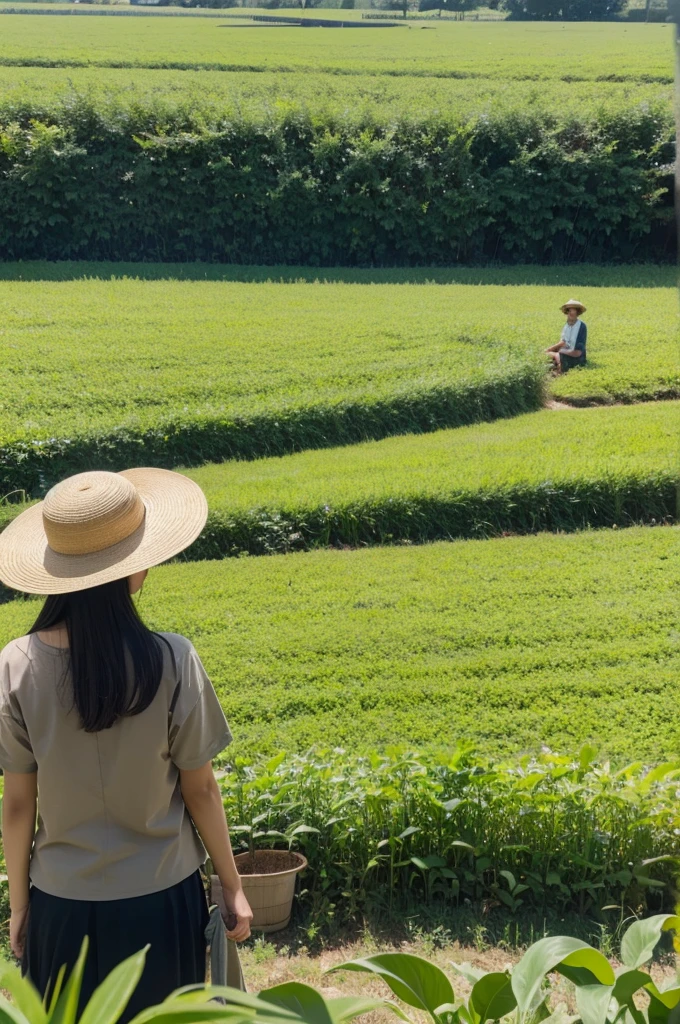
[559,352,586,372]
[23,870,209,1023]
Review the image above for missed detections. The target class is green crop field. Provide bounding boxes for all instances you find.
[0,19,670,81]
[2,403,676,557]
[0,271,675,493]
[0,67,669,120]
[179,402,677,554]
[0,526,677,762]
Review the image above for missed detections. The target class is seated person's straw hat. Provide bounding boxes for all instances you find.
[560,298,586,314]
[0,468,207,594]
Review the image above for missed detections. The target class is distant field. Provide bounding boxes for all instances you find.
[0,272,675,492]
[0,19,670,81]
[0,66,668,119]
[1,526,677,762]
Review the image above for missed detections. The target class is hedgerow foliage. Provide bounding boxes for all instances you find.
[0,98,673,264]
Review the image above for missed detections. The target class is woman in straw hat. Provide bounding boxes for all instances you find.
[545,299,587,374]
[0,468,253,1020]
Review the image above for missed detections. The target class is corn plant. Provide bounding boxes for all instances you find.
[329,914,680,1024]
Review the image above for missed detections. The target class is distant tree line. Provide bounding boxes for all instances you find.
[157,0,659,21]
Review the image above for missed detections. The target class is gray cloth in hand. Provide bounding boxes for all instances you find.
[205,904,247,993]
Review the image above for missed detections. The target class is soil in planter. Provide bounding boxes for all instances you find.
[236,851,302,875]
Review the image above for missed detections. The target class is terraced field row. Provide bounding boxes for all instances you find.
[1,525,676,761]
[0,66,670,119]
[0,20,670,81]
[0,273,675,494]
[2,404,676,560]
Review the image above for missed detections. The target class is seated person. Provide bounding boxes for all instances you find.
[545,299,587,374]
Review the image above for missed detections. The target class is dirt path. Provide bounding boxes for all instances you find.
[544,395,679,411]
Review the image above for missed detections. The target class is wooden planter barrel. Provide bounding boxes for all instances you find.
[212,850,307,933]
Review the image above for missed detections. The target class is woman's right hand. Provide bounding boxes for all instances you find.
[221,884,253,943]
[10,904,29,961]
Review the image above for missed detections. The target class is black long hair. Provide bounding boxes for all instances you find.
[29,577,165,733]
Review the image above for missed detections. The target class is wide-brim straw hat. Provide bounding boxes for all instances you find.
[560,298,586,314]
[0,468,208,595]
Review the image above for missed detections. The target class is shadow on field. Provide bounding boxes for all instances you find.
[0,262,671,288]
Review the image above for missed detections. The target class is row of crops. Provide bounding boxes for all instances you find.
[0,274,676,493]
[0,21,674,263]
[0,20,670,80]
[3,404,676,554]
[0,525,678,763]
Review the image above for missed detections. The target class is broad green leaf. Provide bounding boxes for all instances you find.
[559,949,615,986]
[410,856,447,871]
[644,981,680,1010]
[434,1002,460,1022]
[163,986,298,1021]
[575,985,614,1024]
[128,1008,252,1024]
[326,996,411,1024]
[449,964,485,987]
[611,968,650,1006]
[636,762,680,794]
[0,991,33,1024]
[620,916,680,969]
[78,946,149,1024]
[49,938,89,1024]
[288,826,320,837]
[468,972,516,1024]
[647,994,672,1024]
[538,1002,580,1024]
[257,983,333,1024]
[0,960,47,1024]
[329,953,454,1019]
[512,938,612,1015]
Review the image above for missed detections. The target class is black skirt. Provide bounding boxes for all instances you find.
[23,870,209,1023]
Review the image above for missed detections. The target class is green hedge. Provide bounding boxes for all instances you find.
[0,98,673,264]
[191,475,675,556]
[0,367,543,495]
[181,403,678,555]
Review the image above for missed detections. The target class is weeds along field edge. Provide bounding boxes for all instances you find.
[1,525,678,764]
[0,263,674,287]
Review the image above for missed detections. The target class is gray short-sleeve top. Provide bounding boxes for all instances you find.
[0,631,232,901]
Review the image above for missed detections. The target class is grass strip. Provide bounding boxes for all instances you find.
[1,525,678,763]
[181,403,678,556]
[0,367,543,496]
[1,275,675,493]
